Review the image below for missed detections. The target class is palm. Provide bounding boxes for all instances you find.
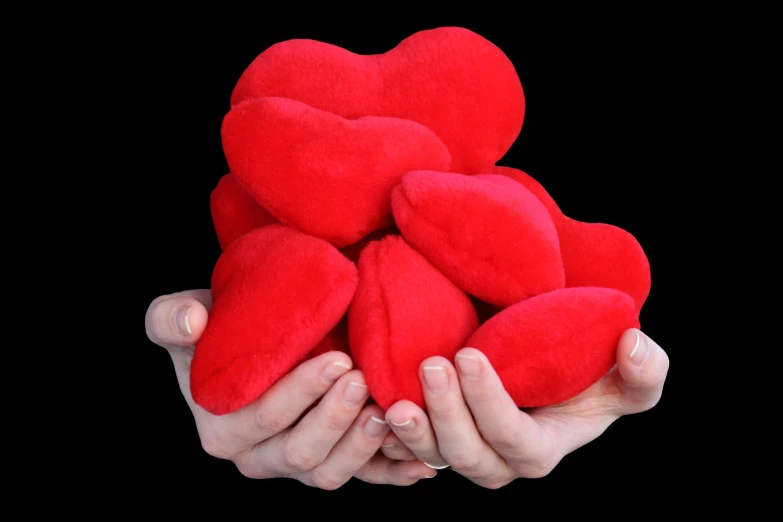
[528,352,666,457]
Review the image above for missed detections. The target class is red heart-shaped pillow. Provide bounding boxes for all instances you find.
[191,225,358,415]
[465,287,640,407]
[230,26,524,174]
[348,235,478,410]
[222,96,451,247]
[210,173,278,249]
[492,166,651,311]
[391,170,565,307]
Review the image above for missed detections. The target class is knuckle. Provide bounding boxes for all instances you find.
[234,458,267,480]
[305,379,331,400]
[484,421,523,452]
[200,436,230,460]
[323,411,352,433]
[353,468,381,485]
[519,458,558,479]
[234,460,264,480]
[482,477,512,490]
[448,453,482,474]
[524,465,555,479]
[254,408,288,435]
[427,406,456,425]
[634,357,669,412]
[639,391,664,412]
[309,470,347,491]
[282,444,321,472]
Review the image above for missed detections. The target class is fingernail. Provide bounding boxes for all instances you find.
[381,443,395,448]
[365,416,389,438]
[322,361,351,384]
[342,381,368,407]
[630,331,650,366]
[456,353,481,379]
[391,418,414,430]
[422,366,448,392]
[173,306,191,336]
[422,471,438,479]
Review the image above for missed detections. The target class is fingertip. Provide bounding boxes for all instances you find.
[385,400,424,427]
[457,347,486,360]
[617,329,670,389]
[455,347,496,381]
[145,296,209,348]
[420,356,456,389]
[420,356,452,371]
[309,351,352,387]
[185,302,208,340]
[361,403,386,420]
[312,349,353,374]
[382,431,402,447]
[337,368,366,387]
[617,329,644,362]
[408,460,439,480]
[326,350,354,371]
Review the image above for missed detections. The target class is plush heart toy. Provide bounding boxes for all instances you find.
[197,27,651,415]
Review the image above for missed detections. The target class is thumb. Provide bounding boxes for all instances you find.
[145,290,212,350]
[614,329,670,414]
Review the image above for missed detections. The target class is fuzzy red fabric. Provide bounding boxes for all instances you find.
[210,173,278,250]
[492,166,651,311]
[222,97,451,247]
[465,287,640,407]
[391,171,565,307]
[339,228,399,265]
[191,225,358,415]
[307,317,351,359]
[348,235,478,410]
[229,27,524,175]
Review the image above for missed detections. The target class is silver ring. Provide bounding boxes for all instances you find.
[424,462,450,470]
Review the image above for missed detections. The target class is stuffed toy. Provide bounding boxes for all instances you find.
[192,26,651,416]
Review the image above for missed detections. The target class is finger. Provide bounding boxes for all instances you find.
[380,432,418,461]
[145,290,212,412]
[455,348,555,474]
[419,356,511,486]
[237,370,368,477]
[385,400,447,468]
[202,351,353,456]
[294,405,391,490]
[145,290,212,349]
[615,329,670,414]
[355,454,439,486]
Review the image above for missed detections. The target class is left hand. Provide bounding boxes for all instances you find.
[146,290,436,489]
[379,328,669,488]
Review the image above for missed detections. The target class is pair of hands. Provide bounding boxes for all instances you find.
[145,290,669,490]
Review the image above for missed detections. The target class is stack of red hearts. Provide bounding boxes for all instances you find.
[193,27,651,416]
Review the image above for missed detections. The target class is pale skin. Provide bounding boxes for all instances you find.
[146,289,669,490]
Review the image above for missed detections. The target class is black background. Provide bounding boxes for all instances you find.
[128,17,687,501]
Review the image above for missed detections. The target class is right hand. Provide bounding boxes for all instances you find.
[145,290,437,489]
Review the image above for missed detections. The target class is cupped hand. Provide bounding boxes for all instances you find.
[381,329,670,488]
[145,290,436,489]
